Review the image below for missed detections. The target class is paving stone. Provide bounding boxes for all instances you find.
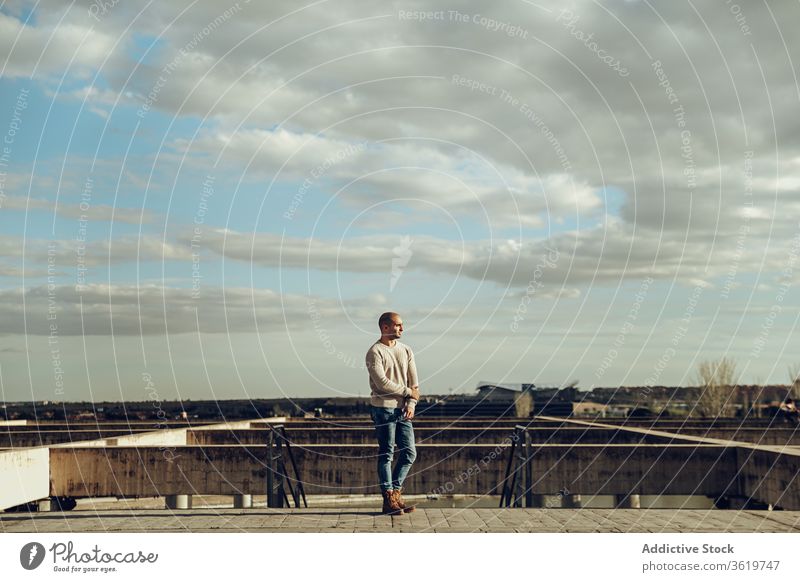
[751,512,800,529]
[3,508,799,532]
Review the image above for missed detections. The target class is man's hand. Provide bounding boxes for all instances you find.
[403,403,416,420]
[409,387,420,401]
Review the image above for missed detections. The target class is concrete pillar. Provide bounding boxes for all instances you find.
[36,498,52,512]
[561,494,582,509]
[615,494,641,509]
[165,494,192,509]
[233,494,252,509]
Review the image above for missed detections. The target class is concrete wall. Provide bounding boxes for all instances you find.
[46,420,262,497]
[187,427,677,446]
[293,444,737,498]
[250,419,545,429]
[49,443,738,500]
[252,418,788,428]
[0,420,261,449]
[105,429,188,447]
[103,420,257,446]
[12,417,800,510]
[735,447,800,509]
[676,428,800,447]
[0,430,153,448]
[0,448,49,511]
[49,446,269,497]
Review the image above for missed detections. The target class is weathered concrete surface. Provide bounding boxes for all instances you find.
[1,430,155,448]
[1,420,257,448]
[49,446,269,497]
[254,417,791,428]
[8,416,800,512]
[48,438,800,508]
[736,447,800,509]
[545,416,800,509]
[2,422,191,430]
[48,444,735,499]
[0,448,49,511]
[103,420,256,447]
[11,419,796,449]
[290,444,741,498]
[1,420,272,507]
[188,427,677,446]
[668,428,800,446]
[251,419,552,429]
[2,507,798,533]
[249,418,800,446]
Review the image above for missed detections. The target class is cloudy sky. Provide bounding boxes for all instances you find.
[0,0,798,403]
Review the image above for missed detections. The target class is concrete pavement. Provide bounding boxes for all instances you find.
[2,507,798,533]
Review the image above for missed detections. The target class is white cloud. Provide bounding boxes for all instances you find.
[0,11,115,78]
[0,235,191,268]
[0,283,385,335]
[1,195,158,224]
[187,223,762,288]
[177,128,602,227]
[13,0,800,240]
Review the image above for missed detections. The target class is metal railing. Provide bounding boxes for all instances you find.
[266,425,308,508]
[498,425,533,507]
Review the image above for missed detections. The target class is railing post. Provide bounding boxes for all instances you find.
[524,429,533,508]
[266,427,283,508]
[512,426,526,507]
[499,427,519,507]
[266,424,307,509]
[283,428,308,508]
[499,425,535,508]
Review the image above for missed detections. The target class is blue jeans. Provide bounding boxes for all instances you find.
[370,406,417,492]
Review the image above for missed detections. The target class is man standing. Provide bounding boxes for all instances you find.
[366,311,420,514]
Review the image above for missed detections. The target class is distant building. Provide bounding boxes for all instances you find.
[418,382,578,418]
[572,401,608,417]
[475,385,521,401]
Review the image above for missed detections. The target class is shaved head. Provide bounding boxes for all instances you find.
[378,311,400,330]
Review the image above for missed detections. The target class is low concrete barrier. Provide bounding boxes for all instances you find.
[187,427,676,446]
[736,446,800,508]
[1,420,260,508]
[7,417,799,511]
[0,430,154,448]
[47,443,765,502]
[673,428,800,447]
[0,448,49,511]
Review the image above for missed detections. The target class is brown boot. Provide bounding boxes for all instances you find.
[381,490,402,515]
[392,489,415,513]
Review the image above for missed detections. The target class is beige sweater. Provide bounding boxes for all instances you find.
[365,340,419,408]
